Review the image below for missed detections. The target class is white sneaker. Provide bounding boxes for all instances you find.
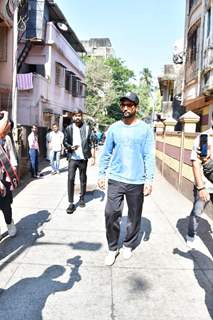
[104,250,118,266]
[122,246,132,260]
[7,220,17,237]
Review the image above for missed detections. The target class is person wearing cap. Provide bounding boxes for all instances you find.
[63,109,94,214]
[97,92,155,266]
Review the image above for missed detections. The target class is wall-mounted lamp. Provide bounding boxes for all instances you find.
[57,22,68,32]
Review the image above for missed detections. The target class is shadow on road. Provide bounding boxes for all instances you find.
[173,248,213,319]
[176,216,213,257]
[0,210,51,270]
[118,216,152,249]
[0,255,82,319]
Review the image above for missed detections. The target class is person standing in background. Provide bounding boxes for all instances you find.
[47,124,64,174]
[28,124,40,178]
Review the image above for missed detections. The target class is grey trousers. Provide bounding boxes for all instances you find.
[105,179,144,251]
[188,187,213,237]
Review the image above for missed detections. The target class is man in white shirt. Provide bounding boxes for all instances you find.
[28,124,40,178]
[47,123,64,174]
[187,122,213,247]
[63,109,93,214]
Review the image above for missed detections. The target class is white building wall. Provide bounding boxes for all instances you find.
[17,22,85,127]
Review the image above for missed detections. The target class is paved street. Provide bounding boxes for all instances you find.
[0,154,213,320]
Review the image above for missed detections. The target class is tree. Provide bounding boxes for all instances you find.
[104,57,135,121]
[84,56,135,124]
[84,56,115,122]
[137,68,154,117]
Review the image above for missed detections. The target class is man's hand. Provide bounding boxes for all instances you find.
[71,145,79,151]
[0,181,6,197]
[90,157,95,166]
[144,184,152,196]
[97,177,105,190]
[197,146,211,164]
[198,188,210,202]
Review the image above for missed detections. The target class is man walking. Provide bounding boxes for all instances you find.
[63,109,93,214]
[97,92,155,266]
[47,123,64,174]
[28,124,39,178]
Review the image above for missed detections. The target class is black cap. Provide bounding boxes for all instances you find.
[120,92,139,105]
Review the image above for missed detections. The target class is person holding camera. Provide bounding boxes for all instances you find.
[47,123,64,174]
[63,109,94,214]
[186,120,213,247]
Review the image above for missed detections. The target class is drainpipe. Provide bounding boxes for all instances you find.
[12,5,18,128]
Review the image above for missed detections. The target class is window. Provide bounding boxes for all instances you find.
[189,0,198,13]
[55,62,65,87]
[65,71,73,92]
[207,7,211,38]
[26,64,45,77]
[187,28,198,64]
[81,83,86,98]
[71,75,78,97]
[76,79,81,97]
[0,27,8,62]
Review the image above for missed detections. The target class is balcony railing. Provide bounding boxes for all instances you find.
[46,22,85,75]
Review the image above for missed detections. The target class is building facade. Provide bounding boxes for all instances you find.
[17,0,86,129]
[81,38,114,59]
[183,0,213,131]
[0,0,17,114]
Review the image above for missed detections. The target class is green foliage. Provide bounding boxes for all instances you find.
[136,68,154,117]
[83,57,158,124]
[84,56,135,124]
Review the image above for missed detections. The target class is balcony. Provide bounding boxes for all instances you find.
[18,73,48,101]
[46,22,85,75]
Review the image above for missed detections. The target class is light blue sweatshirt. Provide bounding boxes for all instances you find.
[98,120,155,184]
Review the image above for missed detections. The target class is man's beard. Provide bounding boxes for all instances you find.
[122,111,135,119]
[74,119,82,126]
